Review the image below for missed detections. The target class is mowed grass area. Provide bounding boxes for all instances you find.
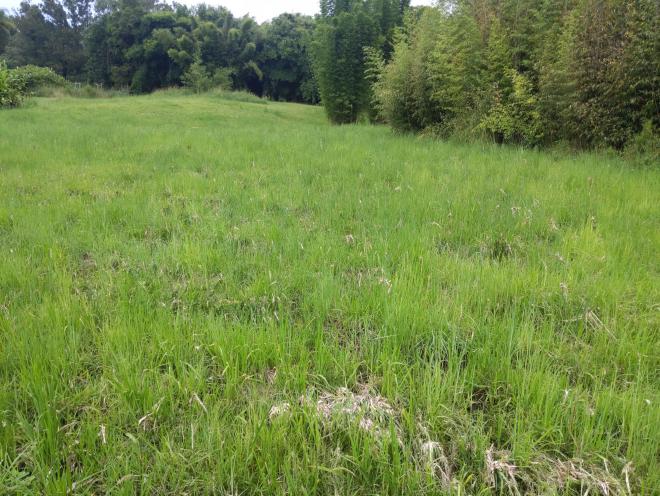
[0,92,658,495]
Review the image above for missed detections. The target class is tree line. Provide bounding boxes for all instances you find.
[1,0,658,151]
[369,0,659,150]
[1,0,319,102]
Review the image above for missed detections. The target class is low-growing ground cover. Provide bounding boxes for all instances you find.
[0,93,658,494]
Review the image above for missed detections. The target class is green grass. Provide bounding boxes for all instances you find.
[0,93,658,495]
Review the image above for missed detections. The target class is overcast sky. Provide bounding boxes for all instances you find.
[1,0,436,22]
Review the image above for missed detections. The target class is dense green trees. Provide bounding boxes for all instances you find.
[4,0,90,78]
[373,8,444,132]
[1,1,318,102]
[1,0,657,151]
[313,0,409,123]
[373,1,659,150]
[259,14,318,103]
[82,1,193,92]
[0,11,14,54]
[554,0,659,149]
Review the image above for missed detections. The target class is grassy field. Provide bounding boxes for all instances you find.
[0,92,658,495]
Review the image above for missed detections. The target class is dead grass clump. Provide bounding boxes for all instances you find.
[268,402,291,422]
[312,384,400,442]
[419,440,453,490]
[484,449,631,495]
[268,384,401,442]
[536,455,630,495]
[485,446,520,494]
[267,389,633,495]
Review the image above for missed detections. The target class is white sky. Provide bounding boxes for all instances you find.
[1,0,436,22]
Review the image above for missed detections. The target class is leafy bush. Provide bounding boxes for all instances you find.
[1,63,72,108]
[479,70,543,146]
[372,35,417,131]
[212,68,233,91]
[374,7,487,137]
[624,120,660,167]
[373,9,447,133]
[182,59,212,94]
[9,65,67,93]
[0,61,25,108]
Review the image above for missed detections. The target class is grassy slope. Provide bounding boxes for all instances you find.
[0,93,658,494]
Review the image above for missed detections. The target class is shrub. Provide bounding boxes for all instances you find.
[624,120,660,167]
[212,68,233,91]
[374,8,486,136]
[374,9,446,133]
[9,65,67,93]
[0,61,25,108]
[1,63,72,108]
[479,70,543,146]
[182,59,212,94]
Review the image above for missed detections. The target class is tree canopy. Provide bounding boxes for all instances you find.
[1,1,319,102]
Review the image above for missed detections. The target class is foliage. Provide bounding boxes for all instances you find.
[363,45,385,121]
[259,14,318,103]
[211,67,233,91]
[479,70,543,146]
[2,0,656,146]
[562,0,659,149]
[0,60,24,107]
[313,9,374,123]
[4,0,89,78]
[312,0,409,124]
[374,0,659,151]
[0,10,15,54]
[181,56,212,93]
[624,120,660,167]
[9,65,67,92]
[428,6,485,137]
[374,8,447,132]
[3,0,406,109]
[1,62,70,107]
[4,1,321,102]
